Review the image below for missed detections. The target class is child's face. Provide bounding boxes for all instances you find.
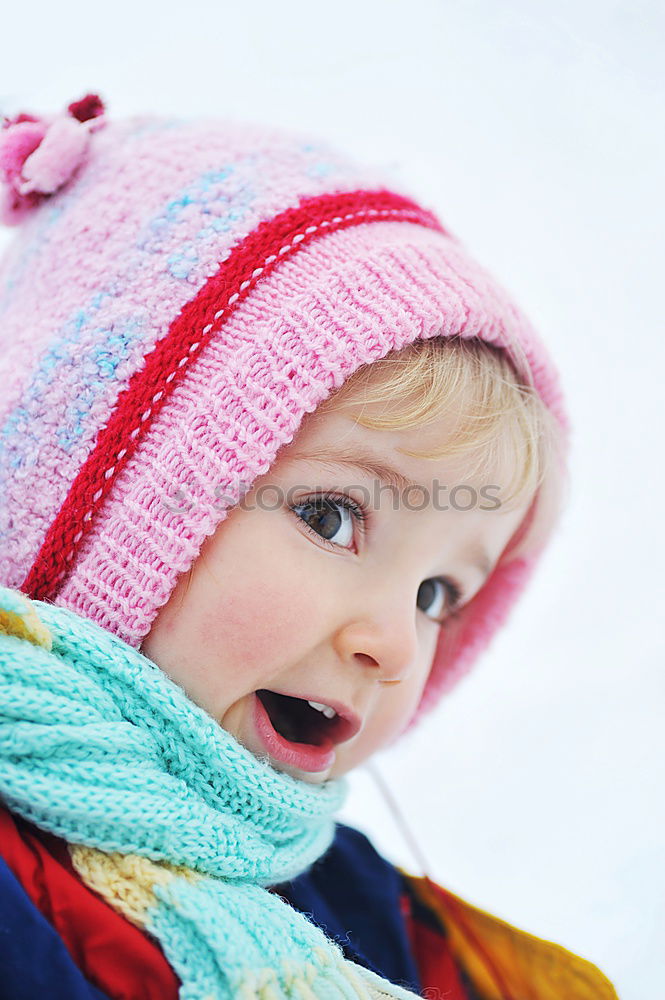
[141,390,530,785]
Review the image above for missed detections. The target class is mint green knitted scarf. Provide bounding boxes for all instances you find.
[0,586,419,999]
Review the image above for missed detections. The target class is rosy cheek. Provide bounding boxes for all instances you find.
[194,577,312,681]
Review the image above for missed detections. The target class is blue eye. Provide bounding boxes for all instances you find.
[291,493,367,550]
[417,578,463,624]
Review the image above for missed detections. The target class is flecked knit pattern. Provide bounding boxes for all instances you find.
[0,100,570,719]
[0,584,420,999]
[0,117,386,582]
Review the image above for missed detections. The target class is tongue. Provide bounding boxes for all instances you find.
[257,690,327,746]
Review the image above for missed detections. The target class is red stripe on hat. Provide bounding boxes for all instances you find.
[22,188,445,603]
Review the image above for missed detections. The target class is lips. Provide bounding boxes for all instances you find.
[252,690,361,774]
[257,690,361,744]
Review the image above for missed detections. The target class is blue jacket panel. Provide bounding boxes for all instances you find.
[277,822,422,994]
[0,856,110,1000]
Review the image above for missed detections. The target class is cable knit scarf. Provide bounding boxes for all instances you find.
[0,585,419,999]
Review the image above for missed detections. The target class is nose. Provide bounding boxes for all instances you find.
[331,600,420,685]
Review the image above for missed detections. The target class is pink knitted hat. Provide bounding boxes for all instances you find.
[0,94,569,724]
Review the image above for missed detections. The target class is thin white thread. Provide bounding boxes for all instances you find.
[56,204,426,573]
[365,760,432,877]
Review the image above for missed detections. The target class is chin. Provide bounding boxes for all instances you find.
[274,760,334,784]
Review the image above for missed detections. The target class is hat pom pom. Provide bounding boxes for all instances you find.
[0,93,106,225]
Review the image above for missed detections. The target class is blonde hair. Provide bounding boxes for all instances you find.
[316,335,568,562]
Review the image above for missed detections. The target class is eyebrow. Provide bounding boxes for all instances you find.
[287,446,495,579]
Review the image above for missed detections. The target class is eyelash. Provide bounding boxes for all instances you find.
[290,491,465,624]
[292,491,369,550]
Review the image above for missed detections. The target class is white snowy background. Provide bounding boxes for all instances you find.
[2,2,663,997]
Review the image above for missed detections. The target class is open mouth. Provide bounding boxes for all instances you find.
[255,689,342,747]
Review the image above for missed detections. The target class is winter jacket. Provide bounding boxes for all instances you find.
[0,805,617,999]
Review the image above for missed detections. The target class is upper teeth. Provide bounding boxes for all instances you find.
[307,700,337,719]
